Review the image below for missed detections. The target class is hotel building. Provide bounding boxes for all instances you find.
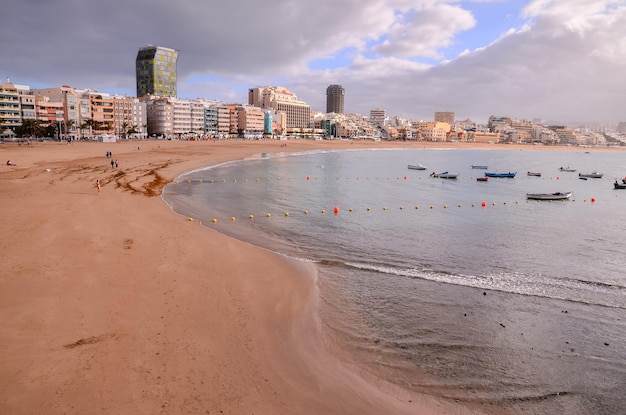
[248,86,311,131]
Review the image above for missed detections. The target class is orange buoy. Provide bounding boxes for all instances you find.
[306,175,310,180]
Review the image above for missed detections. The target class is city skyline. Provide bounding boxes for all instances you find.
[1,1,625,125]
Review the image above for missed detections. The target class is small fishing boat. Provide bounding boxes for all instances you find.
[476,177,489,182]
[527,172,542,177]
[559,167,576,172]
[430,171,458,179]
[407,164,427,170]
[614,181,626,189]
[485,172,516,178]
[471,165,488,169]
[526,191,573,201]
[578,172,603,179]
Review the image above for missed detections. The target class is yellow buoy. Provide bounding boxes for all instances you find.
[367,207,371,211]
[383,207,387,210]
[188,218,193,221]
[249,215,254,219]
[304,210,308,214]
[231,216,236,221]
[349,208,353,212]
[266,213,271,217]
[321,209,326,214]
[415,205,419,209]
[212,218,217,223]
[284,212,289,216]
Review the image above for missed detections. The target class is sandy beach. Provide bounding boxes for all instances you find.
[0,139,617,414]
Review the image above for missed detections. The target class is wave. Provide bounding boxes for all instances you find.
[329,260,626,309]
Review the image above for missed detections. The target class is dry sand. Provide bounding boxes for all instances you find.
[0,139,613,414]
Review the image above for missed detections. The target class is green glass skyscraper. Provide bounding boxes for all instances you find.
[135,45,179,98]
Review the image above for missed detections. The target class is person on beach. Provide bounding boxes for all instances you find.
[115,160,118,168]
[110,159,115,168]
[96,179,101,194]
[6,160,15,166]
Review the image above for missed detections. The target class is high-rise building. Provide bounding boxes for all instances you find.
[326,84,345,114]
[248,86,311,129]
[434,111,455,126]
[135,45,179,98]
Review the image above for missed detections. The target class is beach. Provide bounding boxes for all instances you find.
[0,139,618,415]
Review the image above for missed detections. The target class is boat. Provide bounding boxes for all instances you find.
[476,177,489,182]
[484,172,516,178]
[526,191,573,201]
[407,164,427,170]
[614,181,626,189]
[471,165,488,169]
[527,172,542,177]
[430,171,458,179]
[559,167,576,172]
[578,172,603,179]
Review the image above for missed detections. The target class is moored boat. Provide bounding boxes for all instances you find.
[614,181,626,189]
[578,172,603,179]
[559,167,577,172]
[430,171,459,179]
[527,171,542,177]
[407,163,427,170]
[471,165,488,169]
[485,172,516,178]
[526,191,573,201]
[476,177,489,182]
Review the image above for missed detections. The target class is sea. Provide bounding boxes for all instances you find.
[163,147,626,415]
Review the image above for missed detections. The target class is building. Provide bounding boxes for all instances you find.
[248,86,311,132]
[0,81,21,137]
[136,45,179,98]
[369,108,387,126]
[326,84,345,114]
[434,111,454,126]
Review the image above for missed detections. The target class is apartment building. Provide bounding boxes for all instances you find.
[0,81,20,137]
[237,104,264,138]
[145,96,174,138]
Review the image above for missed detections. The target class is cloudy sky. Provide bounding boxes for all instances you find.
[2,0,625,124]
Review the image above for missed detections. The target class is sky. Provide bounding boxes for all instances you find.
[2,0,625,125]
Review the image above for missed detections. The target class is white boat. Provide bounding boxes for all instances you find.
[578,172,603,179]
[526,191,573,201]
[407,164,427,170]
[430,171,459,179]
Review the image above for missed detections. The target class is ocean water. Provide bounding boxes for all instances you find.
[163,148,626,414]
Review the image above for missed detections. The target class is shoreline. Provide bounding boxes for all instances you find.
[1,139,621,414]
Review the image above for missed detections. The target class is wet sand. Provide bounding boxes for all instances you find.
[0,139,615,414]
